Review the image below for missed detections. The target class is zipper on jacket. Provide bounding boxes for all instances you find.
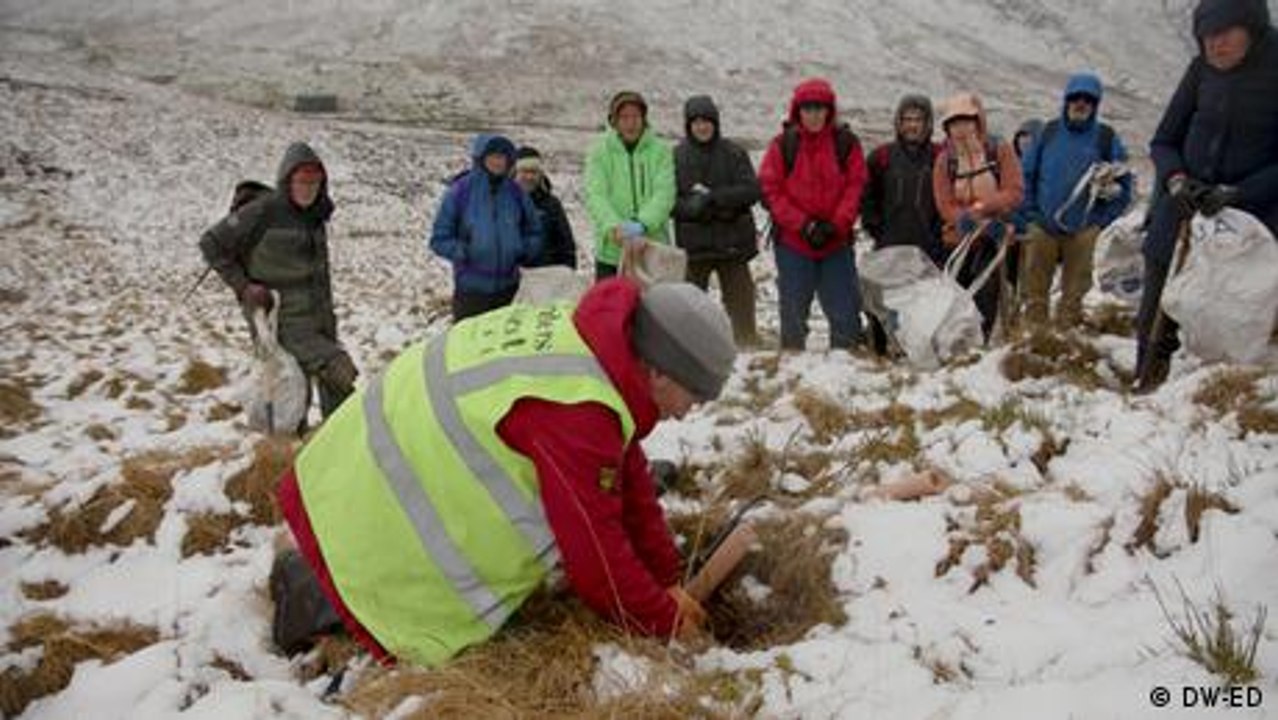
[628,152,640,219]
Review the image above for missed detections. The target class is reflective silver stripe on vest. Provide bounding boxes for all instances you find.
[363,377,507,630]
[424,340,613,573]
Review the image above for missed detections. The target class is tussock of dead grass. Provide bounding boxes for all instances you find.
[23,446,227,553]
[936,487,1036,592]
[1084,516,1115,575]
[176,359,226,395]
[343,592,757,719]
[1085,302,1135,337]
[848,426,921,471]
[0,380,42,434]
[793,388,850,444]
[718,430,773,502]
[206,401,241,422]
[1153,581,1266,687]
[84,423,117,442]
[919,398,983,430]
[20,580,69,601]
[1185,485,1239,544]
[1193,368,1278,436]
[1126,475,1174,557]
[707,516,849,650]
[0,613,159,717]
[1000,330,1106,389]
[65,368,105,399]
[180,437,296,557]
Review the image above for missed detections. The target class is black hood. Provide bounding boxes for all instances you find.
[894,94,933,144]
[683,94,721,142]
[1194,0,1271,42]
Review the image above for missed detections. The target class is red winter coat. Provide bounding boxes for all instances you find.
[277,278,684,664]
[758,78,869,259]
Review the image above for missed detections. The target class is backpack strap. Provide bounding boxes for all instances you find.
[782,122,859,176]
[781,125,801,176]
[946,137,1001,184]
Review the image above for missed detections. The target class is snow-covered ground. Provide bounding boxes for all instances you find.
[2,3,1278,718]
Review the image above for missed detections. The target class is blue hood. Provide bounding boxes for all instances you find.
[1061,73,1103,129]
[469,133,517,166]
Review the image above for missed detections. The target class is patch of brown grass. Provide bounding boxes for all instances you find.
[718,430,774,502]
[1193,368,1278,436]
[707,516,849,649]
[66,369,105,399]
[226,437,295,525]
[793,388,850,444]
[125,395,155,411]
[181,512,242,558]
[847,403,916,432]
[20,580,69,601]
[936,490,1036,593]
[0,380,42,435]
[919,398,983,430]
[1,614,159,717]
[848,426,922,472]
[210,654,251,681]
[1125,475,1174,557]
[23,446,227,553]
[84,423,117,442]
[1000,330,1105,389]
[1185,485,1240,544]
[1085,302,1135,337]
[206,401,242,422]
[342,592,759,719]
[176,359,226,395]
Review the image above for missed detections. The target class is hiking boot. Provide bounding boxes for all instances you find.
[270,549,342,656]
[1133,356,1171,395]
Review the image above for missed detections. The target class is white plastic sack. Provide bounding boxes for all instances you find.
[513,265,590,306]
[859,245,940,322]
[244,298,308,434]
[883,276,984,370]
[1161,208,1278,365]
[1095,210,1145,305]
[618,238,687,287]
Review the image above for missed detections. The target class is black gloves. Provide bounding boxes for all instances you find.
[801,219,838,249]
[1168,175,1210,215]
[1197,185,1240,217]
[1168,176,1238,217]
[684,190,712,220]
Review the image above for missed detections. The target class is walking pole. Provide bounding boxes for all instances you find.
[1140,216,1193,383]
[181,265,214,304]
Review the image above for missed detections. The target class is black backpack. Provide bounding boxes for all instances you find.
[779,122,860,176]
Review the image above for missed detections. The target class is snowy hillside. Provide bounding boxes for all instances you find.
[3,2,1278,719]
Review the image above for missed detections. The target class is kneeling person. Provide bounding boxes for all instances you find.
[272,279,737,665]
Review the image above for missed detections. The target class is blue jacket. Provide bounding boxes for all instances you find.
[1020,73,1132,235]
[1147,0,1278,263]
[430,134,543,294]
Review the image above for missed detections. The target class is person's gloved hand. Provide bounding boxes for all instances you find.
[666,585,708,640]
[801,219,837,249]
[684,189,711,220]
[1168,174,1211,214]
[1197,184,1240,217]
[985,220,1007,241]
[956,212,979,237]
[319,352,358,391]
[241,283,274,312]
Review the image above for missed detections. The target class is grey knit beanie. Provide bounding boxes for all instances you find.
[631,283,737,401]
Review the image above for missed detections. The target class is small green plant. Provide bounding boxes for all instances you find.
[1152,580,1266,687]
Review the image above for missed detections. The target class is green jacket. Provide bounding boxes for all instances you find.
[199,143,342,371]
[294,302,634,666]
[583,128,676,267]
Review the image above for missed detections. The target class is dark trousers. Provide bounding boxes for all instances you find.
[1134,256,1180,377]
[954,238,1003,341]
[452,286,518,323]
[687,258,758,346]
[774,242,863,350]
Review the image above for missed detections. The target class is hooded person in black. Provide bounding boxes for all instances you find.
[513,146,577,269]
[672,95,762,346]
[1136,0,1278,392]
[860,94,943,355]
[200,142,356,424]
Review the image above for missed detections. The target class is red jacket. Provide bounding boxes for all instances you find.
[759,78,869,259]
[277,279,684,664]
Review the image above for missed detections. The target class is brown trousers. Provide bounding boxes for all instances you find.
[686,258,758,346]
[1020,224,1100,328]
